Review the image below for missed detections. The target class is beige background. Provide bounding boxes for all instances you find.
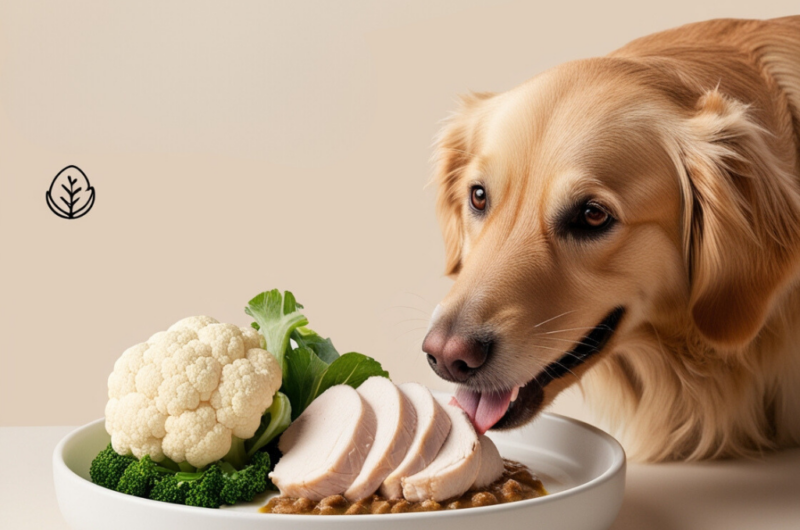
[1,0,799,427]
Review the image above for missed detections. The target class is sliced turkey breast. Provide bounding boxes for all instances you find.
[379,382,452,499]
[343,377,417,501]
[401,402,481,502]
[472,434,505,489]
[269,385,377,500]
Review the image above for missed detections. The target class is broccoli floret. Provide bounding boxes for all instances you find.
[150,452,272,508]
[149,475,191,504]
[151,468,208,504]
[89,444,135,489]
[220,451,271,504]
[185,464,224,508]
[117,455,172,498]
[88,443,274,508]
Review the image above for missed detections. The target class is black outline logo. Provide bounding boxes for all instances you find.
[46,165,95,219]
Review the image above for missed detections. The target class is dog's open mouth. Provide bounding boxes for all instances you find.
[451,307,625,434]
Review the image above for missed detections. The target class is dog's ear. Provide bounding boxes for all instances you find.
[679,89,800,348]
[434,91,494,276]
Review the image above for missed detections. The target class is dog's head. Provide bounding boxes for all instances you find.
[425,57,800,434]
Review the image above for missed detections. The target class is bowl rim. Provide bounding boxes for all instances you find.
[54,412,626,522]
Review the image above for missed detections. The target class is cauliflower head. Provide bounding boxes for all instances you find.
[105,316,281,467]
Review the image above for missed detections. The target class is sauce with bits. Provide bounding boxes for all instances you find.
[260,459,546,515]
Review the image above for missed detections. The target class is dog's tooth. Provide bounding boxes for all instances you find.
[510,386,520,402]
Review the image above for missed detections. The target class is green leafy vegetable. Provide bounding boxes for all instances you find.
[291,326,340,364]
[283,347,330,419]
[245,290,308,370]
[245,289,389,419]
[282,349,389,419]
[315,352,390,396]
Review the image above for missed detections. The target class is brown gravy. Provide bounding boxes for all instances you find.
[260,459,546,515]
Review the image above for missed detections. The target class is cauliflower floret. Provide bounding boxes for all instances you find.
[168,315,219,334]
[239,326,263,350]
[156,340,221,415]
[197,323,249,365]
[108,343,148,398]
[211,348,282,438]
[162,404,232,468]
[105,393,167,460]
[104,316,282,468]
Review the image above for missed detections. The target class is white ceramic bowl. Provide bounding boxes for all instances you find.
[53,412,625,530]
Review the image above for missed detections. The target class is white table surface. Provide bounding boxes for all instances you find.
[2,426,799,529]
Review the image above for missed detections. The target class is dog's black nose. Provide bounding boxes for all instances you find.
[423,330,492,383]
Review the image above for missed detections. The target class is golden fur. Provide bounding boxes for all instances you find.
[431,17,800,461]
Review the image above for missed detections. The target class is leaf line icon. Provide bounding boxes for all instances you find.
[46,166,95,219]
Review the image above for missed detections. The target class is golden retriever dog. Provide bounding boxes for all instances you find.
[423,16,800,462]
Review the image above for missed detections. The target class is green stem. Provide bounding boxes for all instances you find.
[223,436,248,470]
[175,470,205,482]
[177,461,197,473]
[158,456,181,472]
[175,465,207,482]
[246,392,292,458]
[218,461,237,475]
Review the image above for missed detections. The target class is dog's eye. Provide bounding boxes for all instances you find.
[470,185,487,212]
[582,205,610,227]
[570,202,614,231]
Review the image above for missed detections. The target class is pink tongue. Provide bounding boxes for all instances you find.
[451,388,513,435]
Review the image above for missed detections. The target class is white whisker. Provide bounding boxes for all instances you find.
[384,305,431,315]
[537,326,600,335]
[534,310,577,328]
[392,317,432,326]
[401,291,437,310]
[391,327,428,342]
[536,336,601,349]
[533,344,570,354]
